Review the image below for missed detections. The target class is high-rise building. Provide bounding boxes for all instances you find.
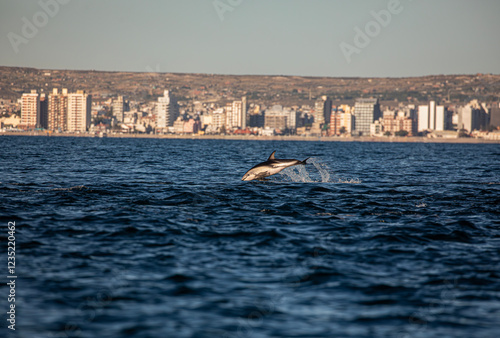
[331,107,341,136]
[213,108,226,131]
[313,96,333,125]
[314,100,325,125]
[458,106,475,132]
[39,93,48,129]
[21,90,40,129]
[67,91,92,132]
[418,105,429,131]
[323,96,333,124]
[490,103,500,128]
[207,108,226,133]
[418,101,449,132]
[113,96,127,122]
[434,106,448,131]
[353,98,381,136]
[227,101,240,130]
[241,96,247,129]
[48,88,68,131]
[156,90,179,131]
[429,100,436,130]
[249,112,265,128]
[264,105,297,131]
[330,104,354,136]
[224,102,233,129]
[457,100,489,132]
[225,97,247,130]
[264,113,287,131]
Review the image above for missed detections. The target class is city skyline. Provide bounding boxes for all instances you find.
[7,84,498,141]
[1,0,500,78]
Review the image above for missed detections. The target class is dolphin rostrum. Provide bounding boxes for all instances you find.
[241,151,309,181]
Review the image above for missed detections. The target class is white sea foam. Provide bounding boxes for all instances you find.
[279,158,361,184]
[49,185,88,192]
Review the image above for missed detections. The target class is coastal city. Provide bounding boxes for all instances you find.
[1,67,500,140]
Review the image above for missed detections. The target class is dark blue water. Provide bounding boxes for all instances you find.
[1,136,500,338]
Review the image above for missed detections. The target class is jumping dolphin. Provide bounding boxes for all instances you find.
[241,151,309,181]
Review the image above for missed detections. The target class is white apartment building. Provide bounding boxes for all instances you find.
[212,108,226,132]
[21,90,40,129]
[224,97,247,130]
[418,101,448,132]
[418,105,429,131]
[156,90,179,130]
[67,91,91,132]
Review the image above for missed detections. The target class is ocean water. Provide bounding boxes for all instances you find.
[1,136,500,338]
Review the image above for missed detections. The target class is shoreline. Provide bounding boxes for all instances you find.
[2,131,500,144]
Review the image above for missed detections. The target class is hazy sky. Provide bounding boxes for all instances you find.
[1,0,499,77]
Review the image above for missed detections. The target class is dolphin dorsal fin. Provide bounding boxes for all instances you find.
[268,151,276,160]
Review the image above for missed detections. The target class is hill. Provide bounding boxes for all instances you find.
[1,66,499,106]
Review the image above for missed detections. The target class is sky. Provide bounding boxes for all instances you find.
[1,0,499,78]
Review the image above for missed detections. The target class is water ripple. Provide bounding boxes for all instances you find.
[0,137,499,338]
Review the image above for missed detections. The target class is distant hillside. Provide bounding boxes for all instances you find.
[1,66,499,106]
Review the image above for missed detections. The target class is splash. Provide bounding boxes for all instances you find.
[278,158,361,184]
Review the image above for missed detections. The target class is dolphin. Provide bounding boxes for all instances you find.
[241,151,309,181]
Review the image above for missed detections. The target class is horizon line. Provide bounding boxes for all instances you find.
[1,65,499,80]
